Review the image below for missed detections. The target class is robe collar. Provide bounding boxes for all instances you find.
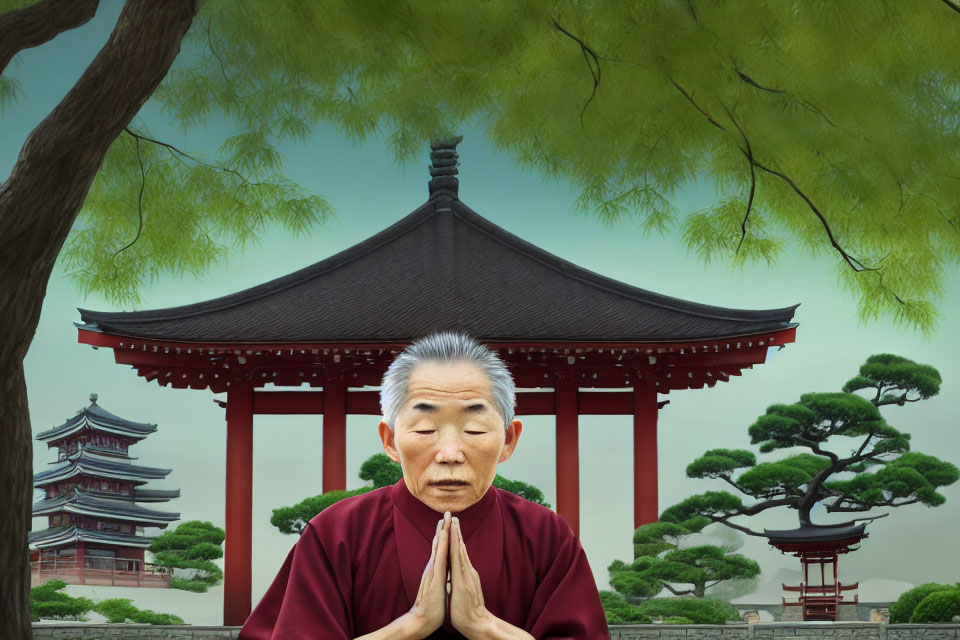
[390,478,497,542]
[390,479,504,626]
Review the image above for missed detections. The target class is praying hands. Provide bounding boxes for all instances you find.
[358,511,534,640]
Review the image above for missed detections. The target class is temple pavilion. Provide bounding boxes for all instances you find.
[75,138,799,624]
[29,393,180,587]
[768,522,867,621]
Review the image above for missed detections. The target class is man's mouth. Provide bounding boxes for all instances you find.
[428,479,469,487]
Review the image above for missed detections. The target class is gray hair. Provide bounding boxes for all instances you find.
[380,332,516,429]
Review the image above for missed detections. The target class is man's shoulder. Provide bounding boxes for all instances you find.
[494,487,575,541]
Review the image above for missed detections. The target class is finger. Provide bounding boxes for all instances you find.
[449,517,460,576]
[429,517,443,563]
[437,511,451,576]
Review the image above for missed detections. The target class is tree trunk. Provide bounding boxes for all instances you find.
[0,1,197,636]
[0,361,33,639]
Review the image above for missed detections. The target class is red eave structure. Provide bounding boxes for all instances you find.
[78,328,795,394]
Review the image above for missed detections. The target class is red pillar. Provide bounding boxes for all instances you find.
[633,382,659,528]
[555,380,580,536]
[322,381,347,492]
[224,383,253,626]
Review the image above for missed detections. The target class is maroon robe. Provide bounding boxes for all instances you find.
[239,479,609,639]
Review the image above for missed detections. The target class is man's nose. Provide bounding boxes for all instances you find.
[434,432,465,464]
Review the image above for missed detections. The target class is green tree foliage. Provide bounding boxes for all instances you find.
[661,354,958,533]
[93,598,139,623]
[4,1,957,329]
[608,522,759,600]
[92,598,185,625]
[635,597,740,624]
[272,453,549,535]
[270,488,375,535]
[358,453,403,488]
[889,583,960,624]
[598,590,651,625]
[5,3,960,634]
[29,580,94,622]
[148,520,225,592]
[910,589,960,624]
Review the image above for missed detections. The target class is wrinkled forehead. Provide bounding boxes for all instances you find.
[402,360,495,404]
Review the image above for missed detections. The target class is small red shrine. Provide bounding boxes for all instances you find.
[30,393,180,588]
[75,138,798,624]
[767,522,868,621]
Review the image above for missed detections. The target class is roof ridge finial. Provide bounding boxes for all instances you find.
[89,393,98,405]
[428,135,462,199]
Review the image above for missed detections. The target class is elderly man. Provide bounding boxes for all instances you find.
[239,332,608,639]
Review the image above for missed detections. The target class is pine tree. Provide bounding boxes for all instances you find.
[661,355,959,534]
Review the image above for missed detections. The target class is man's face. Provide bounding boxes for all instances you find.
[379,360,522,513]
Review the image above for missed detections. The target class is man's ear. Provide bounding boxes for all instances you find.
[499,420,523,463]
[379,421,401,464]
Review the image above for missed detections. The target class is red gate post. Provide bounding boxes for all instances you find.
[633,382,659,529]
[224,383,253,626]
[322,381,347,493]
[555,380,580,536]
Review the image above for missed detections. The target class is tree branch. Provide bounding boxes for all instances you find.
[553,18,601,125]
[940,0,960,16]
[751,161,878,273]
[661,582,695,596]
[670,78,727,132]
[0,0,99,77]
[794,435,840,465]
[735,67,785,93]
[853,433,873,459]
[123,127,261,187]
[718,473,758,497]
[707,516,767,538]
[113,134,147,256]
[721,104,757,253]
[828,499,916,512]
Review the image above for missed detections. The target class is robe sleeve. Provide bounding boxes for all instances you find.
[523,521,611,640]
[238,522,354,640]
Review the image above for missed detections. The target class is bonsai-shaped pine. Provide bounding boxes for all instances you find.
[149,520,225,592]
[272,453,549,535]
[29,580,94,622]
[608,521,760,600]
[661,354,958,535]
[93,598,185,625]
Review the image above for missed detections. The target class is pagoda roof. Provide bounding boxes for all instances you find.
[34,450,172,487]
[132,488,181,502]
[77,176,797,346]
[764,522,867,543]
[28,525,154,550]
[33,489,179,525]
[37,396,156,444]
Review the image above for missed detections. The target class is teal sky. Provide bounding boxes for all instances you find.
[5,2,959,619]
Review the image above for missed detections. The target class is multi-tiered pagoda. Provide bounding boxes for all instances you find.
[29,394,180,587]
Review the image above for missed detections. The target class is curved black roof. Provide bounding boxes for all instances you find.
[78,145,798,344]
[34,451,172,487]
[32,489,179,524]
[37,399,156,443]
[765,522,867,544]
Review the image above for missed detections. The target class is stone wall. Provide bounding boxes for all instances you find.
[32,623,960,639]
[610,623,960,640]
[32,625,242,639]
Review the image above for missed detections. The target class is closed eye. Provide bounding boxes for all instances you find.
[414,430,436,435]
[465,431,486,435]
